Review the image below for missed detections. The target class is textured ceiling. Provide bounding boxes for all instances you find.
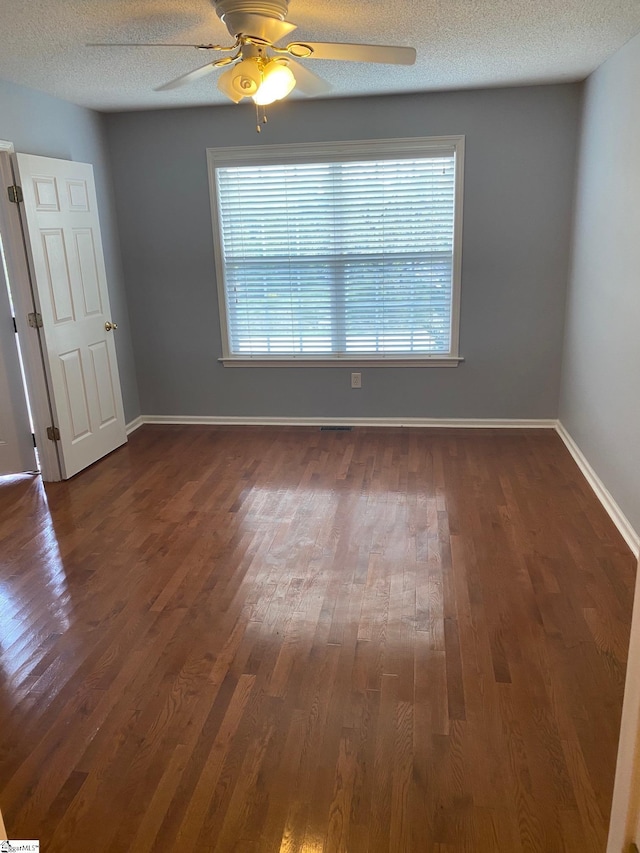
[0,0,639,112]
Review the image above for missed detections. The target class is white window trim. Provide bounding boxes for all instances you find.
[217,356,464,367]
[207,136,465,367]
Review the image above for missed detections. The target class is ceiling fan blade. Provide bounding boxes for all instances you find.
[286,59,332,97]
[268,19,299,45]
[87,43,230,49]
[291,42,416,65]
[154,61,220,91]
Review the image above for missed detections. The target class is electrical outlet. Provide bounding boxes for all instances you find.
[351,372,362,389]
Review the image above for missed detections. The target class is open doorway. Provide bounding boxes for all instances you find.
[0,227,39,473]
[0,142,61,481]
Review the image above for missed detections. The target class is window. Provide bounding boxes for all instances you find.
[208,137,464,366]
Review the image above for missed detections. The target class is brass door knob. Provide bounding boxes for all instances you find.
[105,321,118,331]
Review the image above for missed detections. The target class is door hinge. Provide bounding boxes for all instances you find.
[7,184,23,204]
[32,432,37,447]
[46,426,60,442]
[12,316,17,333]
[27,312,43,328]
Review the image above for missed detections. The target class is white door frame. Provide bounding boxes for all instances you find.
[0,141,61,481]
[607,556,640,852]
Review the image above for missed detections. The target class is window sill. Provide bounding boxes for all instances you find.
[219,356,464,368]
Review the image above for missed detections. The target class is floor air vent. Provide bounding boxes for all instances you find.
[320,426,353,431]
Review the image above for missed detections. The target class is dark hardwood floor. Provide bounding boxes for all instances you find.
[0,425,635,852]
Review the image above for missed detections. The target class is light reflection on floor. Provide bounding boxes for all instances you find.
[0,475,70,690]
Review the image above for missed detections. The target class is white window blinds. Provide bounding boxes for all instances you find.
[210,139,463,362]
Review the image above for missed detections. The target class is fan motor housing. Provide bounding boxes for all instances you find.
[214,0,290,24]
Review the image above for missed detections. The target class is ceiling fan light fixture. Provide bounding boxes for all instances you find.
[252,60,296,105]
[217,56,263,102]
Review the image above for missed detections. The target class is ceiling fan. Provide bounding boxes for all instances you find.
[93,0,416,109]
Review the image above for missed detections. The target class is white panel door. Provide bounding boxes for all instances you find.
[0,237,36,475]
[15,154,126,479]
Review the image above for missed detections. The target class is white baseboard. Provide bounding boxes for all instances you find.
[125,416,144,435]
[556,421,640,558]
[140,415,557,429]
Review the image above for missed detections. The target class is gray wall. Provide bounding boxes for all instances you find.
[106,84,581,419]
[0,78,140,421]
[559,31,640,538]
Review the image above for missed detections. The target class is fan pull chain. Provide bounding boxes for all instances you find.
[254,104,269,133]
